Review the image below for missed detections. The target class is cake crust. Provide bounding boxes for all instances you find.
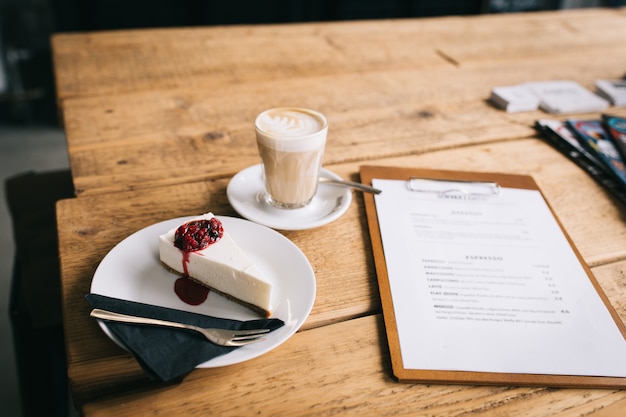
[160,261,271,318]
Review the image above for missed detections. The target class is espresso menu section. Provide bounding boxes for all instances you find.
[412,202,571,326]
[425,256,567,327]
[361,166,626,388]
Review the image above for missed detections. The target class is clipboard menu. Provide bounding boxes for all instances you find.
[360,166,626,388]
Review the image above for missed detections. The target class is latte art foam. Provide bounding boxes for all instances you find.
[256,110,323,137]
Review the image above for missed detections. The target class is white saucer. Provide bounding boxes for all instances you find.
[227,164,352,230]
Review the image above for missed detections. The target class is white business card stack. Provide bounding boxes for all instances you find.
[490,84,540,113]
[595,79,626,106]
[526,80,609,114]
[490,80,612,114]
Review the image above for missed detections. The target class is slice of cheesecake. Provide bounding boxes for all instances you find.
[159,213,272,317]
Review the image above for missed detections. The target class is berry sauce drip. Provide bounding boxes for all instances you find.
[174,277,209,305]
[172,217,224,305]
[174,218,224,252]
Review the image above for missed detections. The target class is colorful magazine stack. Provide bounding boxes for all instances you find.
[536,114,626,206]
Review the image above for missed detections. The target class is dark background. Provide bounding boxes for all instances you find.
[0,0,617,126]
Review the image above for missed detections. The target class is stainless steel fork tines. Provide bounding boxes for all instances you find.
[90,308,270,346]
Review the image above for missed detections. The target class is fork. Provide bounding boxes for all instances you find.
[90,308,270,346]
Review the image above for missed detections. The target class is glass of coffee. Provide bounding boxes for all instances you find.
[255,107,328,209]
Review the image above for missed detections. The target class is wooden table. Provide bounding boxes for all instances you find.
[53,7,626,416]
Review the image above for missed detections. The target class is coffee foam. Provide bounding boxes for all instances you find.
[255,108,327,152]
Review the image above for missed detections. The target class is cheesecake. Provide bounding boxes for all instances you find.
[159,213,272,317]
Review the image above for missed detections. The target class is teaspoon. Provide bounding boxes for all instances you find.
[319,177,381,194]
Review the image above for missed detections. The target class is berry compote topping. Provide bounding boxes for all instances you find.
[174,218,224,252]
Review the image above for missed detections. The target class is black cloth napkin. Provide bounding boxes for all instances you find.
[86,294,284,382]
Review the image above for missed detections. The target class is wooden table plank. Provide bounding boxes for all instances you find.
[81,314,626,417]
[60,71,626,197]
[52,8,626,100]
[592,261,626,326]
[437,9,626,67]
[51,7,626,197]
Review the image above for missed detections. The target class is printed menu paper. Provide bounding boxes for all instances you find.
[367,171,626,385]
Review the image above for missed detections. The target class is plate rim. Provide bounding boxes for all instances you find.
[90,215,316,368]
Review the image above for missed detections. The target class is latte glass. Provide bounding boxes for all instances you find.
[255,107,328,209]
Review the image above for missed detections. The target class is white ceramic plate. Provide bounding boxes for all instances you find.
[90,215,315,368]
[227,164,352,230]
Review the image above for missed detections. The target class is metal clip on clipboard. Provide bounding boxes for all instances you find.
[407,177,501,197]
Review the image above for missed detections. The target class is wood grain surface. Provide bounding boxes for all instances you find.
[51,8,626,197]
[52,7,626,416]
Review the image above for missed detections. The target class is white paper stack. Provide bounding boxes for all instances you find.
[490,84,540,113]
[595,79,626,106]
[525,80,609,114]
